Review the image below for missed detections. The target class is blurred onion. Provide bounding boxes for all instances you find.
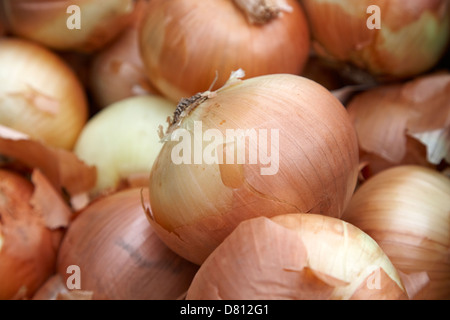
[0,169,64,300]
[0,0,135,52]
[301,0,450,80]
[74,95,176,197]
[343,165,450,300]
[56,187,199,300]
[0,38,88,150]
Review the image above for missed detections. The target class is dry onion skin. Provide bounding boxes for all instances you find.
[0,38,88,150]
[346,71,450,179]
[0,169,64,300]
[0,0,135,52]
[186,213,407,300]
[342,165,450,300]
[74,95,176,197]
[139,0,311,102]
[301,0,450,80]
[56,187,199,300]
[145,72,360,265]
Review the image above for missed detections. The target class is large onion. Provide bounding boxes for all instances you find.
[0,38,88,150]
[342,165,450,300]
[186,213,408,300]
[55,187,199,300]
[145,72,360,265]
[0,0,135,52]
[139,0,310,102]
[301,0,450,80]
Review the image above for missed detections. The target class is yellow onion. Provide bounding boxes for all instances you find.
[346,71,450,179]
[139,0,310,102]
[145,71,360,265]
[74,95,176,197]
[301,0,450,80]
[88,0,158,109]
[186,213,408,300]
[0,38,88,150]
[55,187,199,300]
[0,0,135,52]
[0,169,66,300]
[342,165,450,300]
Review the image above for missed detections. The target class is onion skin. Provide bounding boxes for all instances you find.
[139,0,310,102]
[0,0,134,52]
[0,169,61,300]
[301,0,450,80]
[186,214,407,300]
[146,73,360,265]
[56,188,199,300]
[346,71,450,179]
[0,38,88,150]
[342,165,450,300]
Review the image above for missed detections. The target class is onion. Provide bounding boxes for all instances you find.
[0,169,65,300]
[74,95,176,197]
[88,0,158,109]
[0,38,88,150]
[186,213,408,300]
[346,71,450,179]
[139,0,310,102]
[145,71,360,265]
[0,0,135,52]
[301,0,450,80]
[342,165,450,300]
[55,187,199,300]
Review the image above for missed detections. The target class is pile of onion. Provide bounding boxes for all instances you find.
[74,95,176,197]
[0,38,88,150]
[145,71,360,265]
[43,187,199,300]
[300,0,450,81]
[0,169,67,300]
[186,213,408,299]
[139,0,311,102]
[0,0,135,52]
[343,165,450,300]
[346,71,450,179]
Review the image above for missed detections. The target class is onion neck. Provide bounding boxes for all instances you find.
[232,0,293,24]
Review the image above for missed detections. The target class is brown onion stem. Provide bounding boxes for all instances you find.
[232,0,292,24]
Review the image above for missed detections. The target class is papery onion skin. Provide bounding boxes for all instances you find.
[346,72,450,179]
[301,0,450,80]
[186,213,407,300]
[0,0,134,52]
[147,73,360,265]
[56,188,199,300]
[342,165,450,300]
[0,38,88,150]
[74,95,176,196]
[0,169,60,300]
[139,0,310,102]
